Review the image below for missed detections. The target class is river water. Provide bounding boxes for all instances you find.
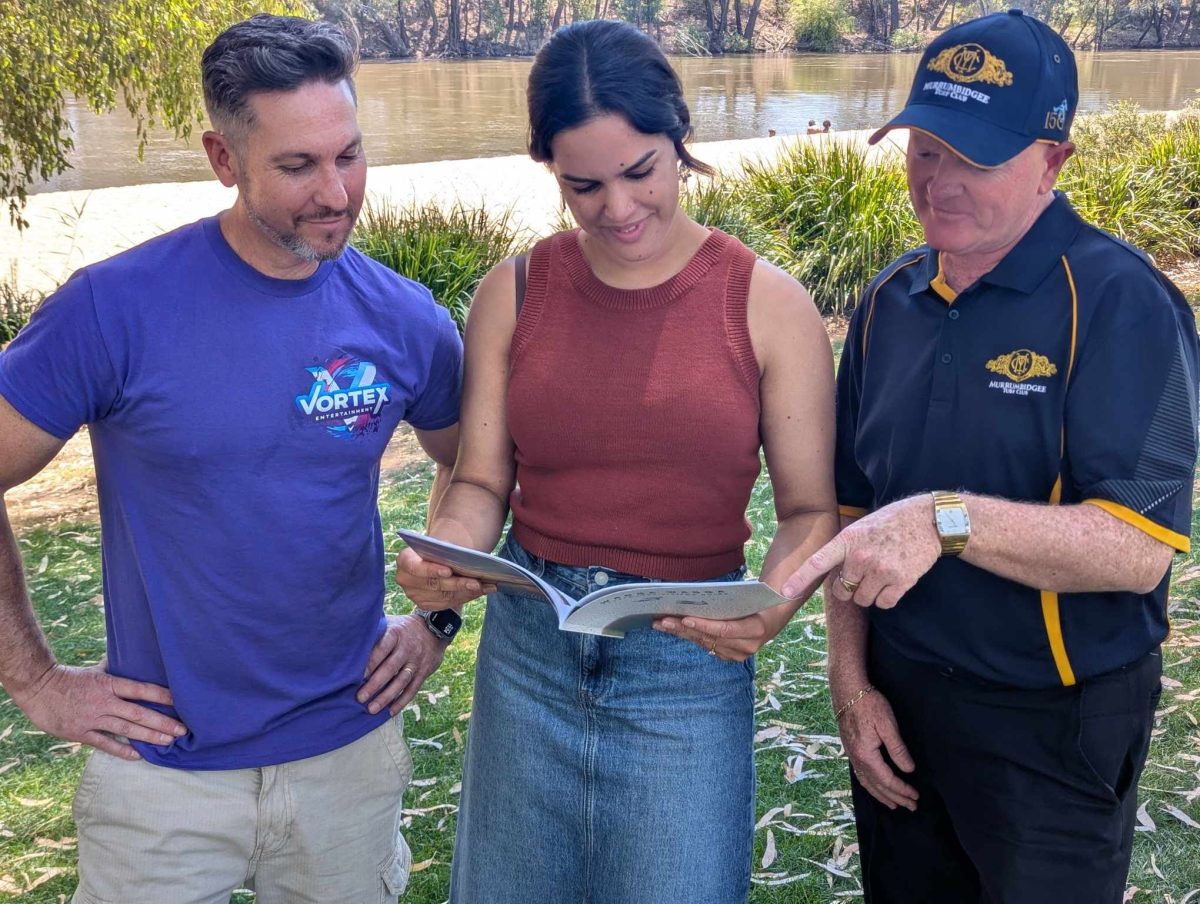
[38,49,1200,193]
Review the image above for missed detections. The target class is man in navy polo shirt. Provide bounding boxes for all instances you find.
[783,11,1198,902]
[0,15,465,902]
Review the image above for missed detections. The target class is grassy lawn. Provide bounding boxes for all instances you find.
[2,332,1200,901]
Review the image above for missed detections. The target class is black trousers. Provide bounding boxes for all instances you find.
[853,632,1161,904]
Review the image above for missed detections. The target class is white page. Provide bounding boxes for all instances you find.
[396,530,579,622]
[563,581,786,638]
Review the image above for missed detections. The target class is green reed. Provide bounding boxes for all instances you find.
[353,202,525,332]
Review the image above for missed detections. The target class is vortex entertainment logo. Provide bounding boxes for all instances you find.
[295,355,391,438]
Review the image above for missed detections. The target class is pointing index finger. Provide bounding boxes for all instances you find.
[781,537,847,598]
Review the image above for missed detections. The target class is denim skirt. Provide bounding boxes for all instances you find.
[449,533,756,904]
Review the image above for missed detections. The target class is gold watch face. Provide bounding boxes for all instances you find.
[936,507,969,537]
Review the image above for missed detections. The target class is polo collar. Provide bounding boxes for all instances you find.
[908,192,1084,300]
[981,192,1083,293]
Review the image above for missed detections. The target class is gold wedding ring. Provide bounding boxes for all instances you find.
[838,575,861,593]
[708,638,719,656]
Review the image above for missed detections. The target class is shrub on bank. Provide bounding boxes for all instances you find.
[353,202,524,332]
[0,282,44,345]
[1059,102,1200,260]
[738,141,920,316]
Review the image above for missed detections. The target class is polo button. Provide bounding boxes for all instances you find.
[941,353,953,364]
[594,571,609,586]
[948,309,960,320]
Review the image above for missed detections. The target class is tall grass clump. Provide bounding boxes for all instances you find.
[681,177,789,265]
[0,281,44,344]
[740,141,920,315]
[789,0,852,51]
[353,202,524,331]
[1059,102,1200,260]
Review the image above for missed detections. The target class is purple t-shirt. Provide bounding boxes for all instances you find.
[0,217,462,769]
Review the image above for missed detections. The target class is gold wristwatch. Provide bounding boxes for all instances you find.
[931,491,971,556]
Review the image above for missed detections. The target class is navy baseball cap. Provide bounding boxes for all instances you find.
[869,9,1078,167]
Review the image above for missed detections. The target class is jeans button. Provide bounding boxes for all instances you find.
[948,309,960,320]
[941,353,953,364]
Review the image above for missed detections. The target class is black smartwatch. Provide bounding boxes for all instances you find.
[416,608,462,643]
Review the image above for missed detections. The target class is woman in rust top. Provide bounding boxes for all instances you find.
[396,20,837,902]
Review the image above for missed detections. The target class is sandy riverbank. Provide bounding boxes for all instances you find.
[1,129,902,295]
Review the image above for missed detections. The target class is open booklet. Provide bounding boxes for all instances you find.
[397,529,790,638]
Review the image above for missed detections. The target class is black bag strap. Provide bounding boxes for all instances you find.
[514,253,529,319]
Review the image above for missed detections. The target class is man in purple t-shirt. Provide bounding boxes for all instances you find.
[0,15,467,902]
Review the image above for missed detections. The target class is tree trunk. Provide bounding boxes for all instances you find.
[505,0,517,43]
[734,0,743,36]
[550,0,565,30]
[447,0,462,52]
[427,0,440,50]
[743,0,762,40]
[889,0,900,35]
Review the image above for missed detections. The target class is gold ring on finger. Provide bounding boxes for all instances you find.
[708,638,719,656]
[838,575,861,593]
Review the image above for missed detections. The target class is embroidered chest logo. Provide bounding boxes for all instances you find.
[985,349,1058,396]
[295,354,391,439]
[927,44,1014,87]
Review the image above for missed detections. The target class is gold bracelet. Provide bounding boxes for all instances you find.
[834,684,876,721]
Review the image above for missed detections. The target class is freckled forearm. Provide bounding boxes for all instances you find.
[958,493,1173,593]
[0,501,55,697]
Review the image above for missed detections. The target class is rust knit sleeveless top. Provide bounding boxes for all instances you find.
[506,228,762,581]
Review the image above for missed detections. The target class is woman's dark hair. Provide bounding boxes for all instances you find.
[527,20,714,176]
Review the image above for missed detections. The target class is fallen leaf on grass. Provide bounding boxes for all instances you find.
[0,725,12,743]
[755,725,784,743]
[1150,852,1165,881]
[0,876,20,895]
[26,867,71,891]
[14,797,51,808]
[1123,886,1139,902]
[761,828,777,868]
[1162,676,1184,689]
[36,556,48,575]
[1178,889,1200,904]
[34,837,76,851]
[748,869,816,883]
[1162,804,1200,829]
[410,858,436,873]
[1136,802,1157,832]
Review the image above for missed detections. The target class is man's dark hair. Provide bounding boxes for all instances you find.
[202,14,359,137]
[526,20,713,176]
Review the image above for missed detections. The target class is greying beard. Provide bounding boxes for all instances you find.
[243,195,349,263]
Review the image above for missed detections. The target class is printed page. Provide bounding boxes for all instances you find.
[561,581,787,638]
[396,530,580,622]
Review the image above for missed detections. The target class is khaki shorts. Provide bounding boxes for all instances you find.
[71,719,413,904]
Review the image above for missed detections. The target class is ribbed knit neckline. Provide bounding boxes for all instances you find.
[560,227,732,310]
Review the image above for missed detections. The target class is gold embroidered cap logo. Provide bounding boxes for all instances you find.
[927,43,1014,87]
[986,349,1057,383]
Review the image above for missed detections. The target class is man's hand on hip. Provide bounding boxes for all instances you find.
[783,495,940,609]
[11,660,185,760]
[840,688,919,811]
[359,614,447,716]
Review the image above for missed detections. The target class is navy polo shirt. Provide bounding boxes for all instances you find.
[836,192,1199,689]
